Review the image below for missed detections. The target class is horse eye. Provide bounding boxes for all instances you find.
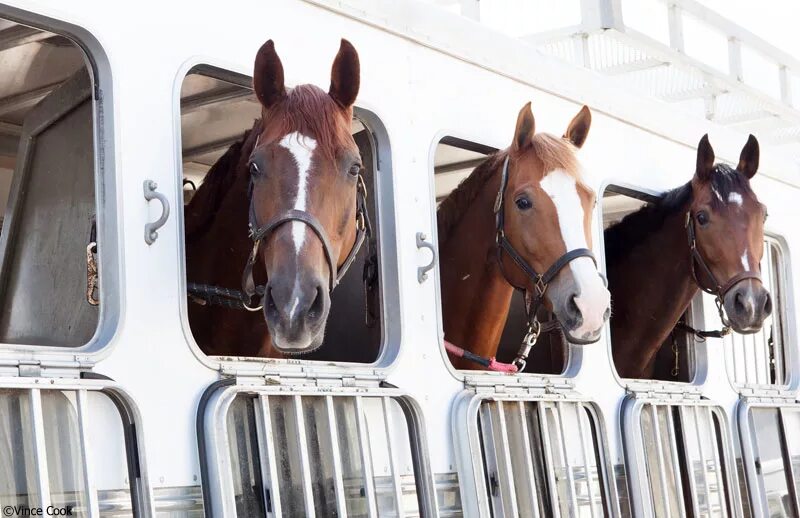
[515,196,532,211]
[696,210,710,226]
[249,162,260,177]
[348,163,362,177]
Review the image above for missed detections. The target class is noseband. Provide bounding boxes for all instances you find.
[684,211,761,333]
[241,172,371,308]
[494,156,598,370]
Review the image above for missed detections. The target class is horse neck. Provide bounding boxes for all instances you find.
[439,165,515,364]
[608,208,698,378]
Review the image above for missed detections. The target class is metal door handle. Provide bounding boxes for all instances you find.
[416,232,437,283]
[143,180,170,245]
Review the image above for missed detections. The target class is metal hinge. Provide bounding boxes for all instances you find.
[17,361,41,378]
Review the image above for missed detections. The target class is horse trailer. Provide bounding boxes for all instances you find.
[0,0,798,516]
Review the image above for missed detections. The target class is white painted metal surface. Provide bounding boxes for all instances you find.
[0,0,797,516]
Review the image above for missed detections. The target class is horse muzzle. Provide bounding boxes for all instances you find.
[723,280,772,334]
[263,276,330,354]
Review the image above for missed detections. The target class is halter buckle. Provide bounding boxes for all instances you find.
[356,210,366,232]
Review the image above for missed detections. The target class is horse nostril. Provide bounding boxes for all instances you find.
[308,286,325,320]
[762,292,773,316]
[266,287,277,313]
[734,292,747,315]
[568,295,580,317]
[603,307,611,321]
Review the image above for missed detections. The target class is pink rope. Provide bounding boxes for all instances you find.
[444,340,519,373]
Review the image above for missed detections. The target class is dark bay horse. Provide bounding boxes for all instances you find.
[605,134,771,378]
[438,103,611,370]
[185,39,366,357]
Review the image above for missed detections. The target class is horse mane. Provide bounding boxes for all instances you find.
[604,165,753,265]
[437,133,582,246]
[184,123,257,241]
[264,84,352,158]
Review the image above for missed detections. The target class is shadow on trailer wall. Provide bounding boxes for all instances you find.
[180,68,382,364]
[0,22,97,347]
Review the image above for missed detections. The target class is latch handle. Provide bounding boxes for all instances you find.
[143,180,170,245]
[416,232,437,283]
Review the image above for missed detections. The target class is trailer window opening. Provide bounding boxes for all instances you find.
[744,405,800,517]
[0,21,101,348]
[632,401,739,517]
[0,387,142,515]
[433,136,568,375]
[200,387,434,517]
[601,186,697,381]
[723,237,790,387]
[180,67,384,365]
[471,399,610,516]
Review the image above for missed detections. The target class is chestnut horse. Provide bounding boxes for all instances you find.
[605,134,771,378]
[438,103,611,370]
[185,39,367,357]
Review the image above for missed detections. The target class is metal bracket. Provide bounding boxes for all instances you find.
[143,180,170,245]
[416,232,436,283]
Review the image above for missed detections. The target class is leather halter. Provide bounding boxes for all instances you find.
[685,210,761,330]
[493,156,598,369]
[241,158,371,307]
[494,156,597,314]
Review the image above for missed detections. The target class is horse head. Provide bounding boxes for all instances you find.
[499,103,610,344]
[688,134,771,333]
[246,39,363,354]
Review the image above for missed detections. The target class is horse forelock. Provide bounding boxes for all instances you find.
[261,84,353,160]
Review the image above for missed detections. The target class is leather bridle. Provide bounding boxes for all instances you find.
[240,171,372,310]
[684,210,761,334]
[493,156,599,369]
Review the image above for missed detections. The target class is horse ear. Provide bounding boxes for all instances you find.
[329,39,360,109]
[738,134,760,179]
[695,134,715,182]
[564,105,591,148]
[253,40,286,109]
[513,102,535,152]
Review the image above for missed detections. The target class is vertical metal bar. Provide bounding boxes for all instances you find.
[678,407,701,518]
[728,37,743,81]
[779,65,792,105]
[576,404,598,518]
[537,403,562,518]
[382,397,405,517]
[668,3,685,53]
[355,396,379,518]
[555,402,578,516]
[256,395,282,517]
[77,390,99,518]
[293,395,316,518]
[29,389,51,510]
[778,408,800,517]
[517,402,542,518]
[326,397,348,518]
[741,332,750,385]
[706,408,729,518]
[650,404,675,517]
[496,401,520,517]
[665,406,688,518]
[693,406,711,516]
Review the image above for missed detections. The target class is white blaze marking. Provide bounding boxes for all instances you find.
[728,192,743,207]
[741,250,750,270]
[279,132,318,253]
[540,169,610,338]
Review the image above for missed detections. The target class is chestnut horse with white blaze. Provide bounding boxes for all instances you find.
[185,39,367,357]
[438,103,611,370]
[605,134,771,378]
